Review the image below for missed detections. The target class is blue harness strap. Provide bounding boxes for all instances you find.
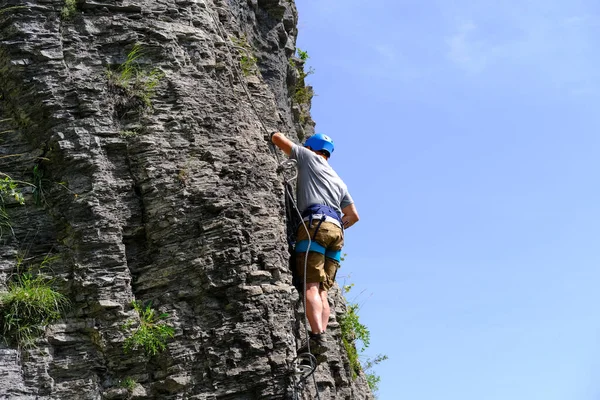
[325,249,342,262]
[295,239,325,254]
[294,240,342,262]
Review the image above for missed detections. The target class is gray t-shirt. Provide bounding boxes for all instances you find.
[290,144,354,217]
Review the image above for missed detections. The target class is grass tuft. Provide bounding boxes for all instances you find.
[0,265,69,347]
[107,44,165,109]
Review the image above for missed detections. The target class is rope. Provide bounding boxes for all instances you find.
[207,4,322,399]
[284,171,323,400]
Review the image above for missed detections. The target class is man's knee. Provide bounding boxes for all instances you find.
[306,282,320,295]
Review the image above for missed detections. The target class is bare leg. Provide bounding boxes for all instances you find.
[305,282,324,334]
[320,289,330,332]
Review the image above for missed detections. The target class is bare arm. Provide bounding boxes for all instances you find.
[341,203,359,229]
[271,131,294,156]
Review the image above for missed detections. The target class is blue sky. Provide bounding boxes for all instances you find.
[293,1,600,399]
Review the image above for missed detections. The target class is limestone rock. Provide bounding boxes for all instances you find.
[0,0,373,398]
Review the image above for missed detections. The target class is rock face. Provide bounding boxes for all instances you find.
[0,0,373,399]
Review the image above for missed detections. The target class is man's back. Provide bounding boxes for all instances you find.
[291,144,353,217]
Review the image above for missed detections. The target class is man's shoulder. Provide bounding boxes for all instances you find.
[291,143,307,158]
[292,144,320,163]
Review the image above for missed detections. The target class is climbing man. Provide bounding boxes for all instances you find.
[269,131,359,354]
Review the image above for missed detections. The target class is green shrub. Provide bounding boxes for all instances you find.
[120,376,136,392]
[339,300,370,378]
[289,53,315,123]
[339,279,387,397]
[123,301,174,356]
[60,0,77,20]
[0,263,69,347]
[293,80,313,106]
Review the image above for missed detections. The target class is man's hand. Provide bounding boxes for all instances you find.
[267,131,278,142]
[341,203,359,229]
[271,131,293,156]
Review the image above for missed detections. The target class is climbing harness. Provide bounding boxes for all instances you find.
[295,203,344,262]
[207,5,323,399]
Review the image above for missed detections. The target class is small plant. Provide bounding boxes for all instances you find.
[240,52,258,76]
[107,44,165,108]
[60,0,77,20]
[232,36,257,76]
[26,164,78,207]
[296,48,309,61]
[0,256,69,347]
[0,173,25,238]
[293,84,313,107]
[288,53,315,123]
[364,354,388,395]
[117,44,143,84]
[123,301,174,356]
[31,164,46,206]
[120,376,136,392]
[177,168,189,186]
[0,174,25,205]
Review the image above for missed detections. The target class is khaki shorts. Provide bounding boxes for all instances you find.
[295,220,344,291]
